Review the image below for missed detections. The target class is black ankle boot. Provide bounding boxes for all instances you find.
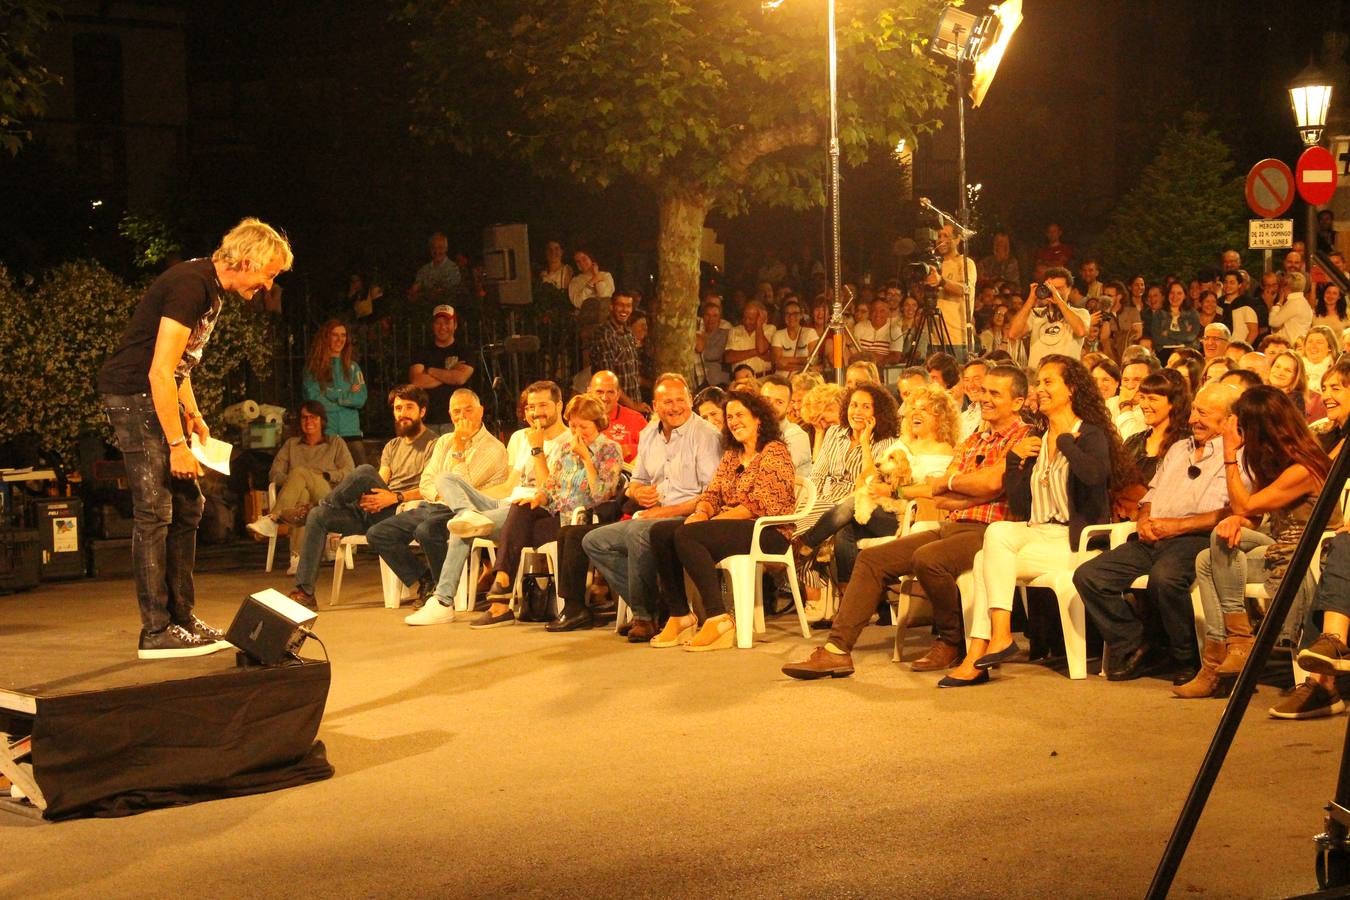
[545,603,594,632]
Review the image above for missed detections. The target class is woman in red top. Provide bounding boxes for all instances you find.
[646,390,798,651]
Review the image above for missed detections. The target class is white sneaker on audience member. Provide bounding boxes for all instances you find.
[405,595,456,625]
[247,516,278,538]
[449,510,496,539]
[286,554,299,576]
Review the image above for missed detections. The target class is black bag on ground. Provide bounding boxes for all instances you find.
[517,551,556,623]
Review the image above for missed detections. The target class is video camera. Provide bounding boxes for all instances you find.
[905,211,943,309]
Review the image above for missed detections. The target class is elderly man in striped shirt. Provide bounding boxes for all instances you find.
[782,365,1030,680]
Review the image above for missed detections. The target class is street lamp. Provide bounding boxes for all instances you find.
[1289,61,1334,263]
[1290,61,1334,148]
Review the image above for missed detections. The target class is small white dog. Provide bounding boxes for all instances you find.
[853,444,914,525]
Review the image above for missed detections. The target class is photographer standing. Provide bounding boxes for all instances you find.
[1007,265,1091,369]
[935,224,977,356]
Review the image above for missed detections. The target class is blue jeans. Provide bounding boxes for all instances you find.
[430,473,508,601]
[1194,528,1273,643]
[103,392,203,633]
[365,503,454,587]
[1307,532,1350,635]
[295,464,393,594]
[582,515,684,620]
[798,497,898,584]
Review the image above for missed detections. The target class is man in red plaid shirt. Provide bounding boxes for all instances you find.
[783,364,1030,680]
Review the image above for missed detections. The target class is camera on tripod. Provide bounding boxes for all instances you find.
[905,219,943,309]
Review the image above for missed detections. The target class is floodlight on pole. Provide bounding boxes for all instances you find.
[1289,61,1333,148]
[762,0,858,383]
[927,0,1022,352]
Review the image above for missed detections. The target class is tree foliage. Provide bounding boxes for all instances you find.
[403,0,950,375]
[1097,112,1248,283]
[0,261,273,465]
[0,0,60,156]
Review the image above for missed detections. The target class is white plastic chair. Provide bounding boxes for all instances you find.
[716,476,817,649]
[263,483,281,573]
[329,501,417,608]
[1011,521,1134,680]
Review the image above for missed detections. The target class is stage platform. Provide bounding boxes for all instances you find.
[1,620,331,820]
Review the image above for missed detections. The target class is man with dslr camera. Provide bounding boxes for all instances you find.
[1006,265,1090,368]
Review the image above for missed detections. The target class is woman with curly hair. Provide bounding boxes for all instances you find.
[942,354,1133,686]
[780,383,901,595]
[800,382,844,461]
[1184,386,1335,704]
[303,319,368,463]
[645,391,798,650]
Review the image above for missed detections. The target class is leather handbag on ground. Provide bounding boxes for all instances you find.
[517,551,556,623]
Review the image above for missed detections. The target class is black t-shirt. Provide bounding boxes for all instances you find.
[98,259,225,394]
[411,340,464,424]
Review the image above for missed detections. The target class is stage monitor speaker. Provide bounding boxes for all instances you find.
[227,588,318,666]
[483,223,531,306]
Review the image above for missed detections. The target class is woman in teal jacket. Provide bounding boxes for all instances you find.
[303,319,368,464]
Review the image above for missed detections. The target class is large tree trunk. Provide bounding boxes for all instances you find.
[652,190,711,383]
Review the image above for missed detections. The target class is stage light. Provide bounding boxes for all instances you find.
[969,0,1022,107]
[1289,61,1333,147]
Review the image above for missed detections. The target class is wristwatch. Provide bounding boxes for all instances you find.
[395,491,405,504]
[531,447,544,456]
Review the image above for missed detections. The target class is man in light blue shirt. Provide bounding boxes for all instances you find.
[1075,383,1246,683]
[583,373,722,642]
[760,375,813,478]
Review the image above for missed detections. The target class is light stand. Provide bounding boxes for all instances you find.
[930,1,1023,355]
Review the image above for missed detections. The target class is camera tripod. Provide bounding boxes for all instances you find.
[800,286,863,384]
[900,294,959,366]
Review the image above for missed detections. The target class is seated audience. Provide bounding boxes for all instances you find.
[366,387,509,606]
[1184,385,1332,699]
[248,400,355,575]
[771,299,821,375]
[1269,350,1328,421]
[1110,356,1158,441]
[781,365,1030,679]
[694,385,729,431]
[1091,358,1121,404]
[558,374,721,633]
[405,381,571,625]
[474,394,624,628]
[760,375,814,477]
[801,382,844,459]
[1123,370,1192,486]
[947,356,1128,686]
[724,299,776,378]
[1301,324,1339,393]
[1270,272,1314,343]
[1074,383,1242,683]
[789,371,825,426]
[695,301,730,388]
[646,391,798,650]
[287,386,437,609]
[589,369,647,462]
[845,359,881,390]
[1201,357,1234,387]
[1166,348,1204,395]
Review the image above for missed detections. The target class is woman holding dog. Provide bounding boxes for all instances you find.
[789,383,899,598]
[941,354,1131,687]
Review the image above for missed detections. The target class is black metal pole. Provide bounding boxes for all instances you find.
[1146,446,1350,899]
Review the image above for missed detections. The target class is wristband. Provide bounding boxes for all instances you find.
[947,474,957,493]
[1223,460,1238,467]
[168,436,187,447]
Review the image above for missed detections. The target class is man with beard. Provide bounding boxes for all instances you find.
[405,381,572,624]
[287,385,438,609]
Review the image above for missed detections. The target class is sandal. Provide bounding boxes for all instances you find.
[650,614,698,648]
[684,614,736,652]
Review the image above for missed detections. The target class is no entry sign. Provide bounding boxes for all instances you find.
[1297,146,1338,206]
[1246,158,1295,218]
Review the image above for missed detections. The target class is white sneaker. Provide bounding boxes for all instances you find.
[448,510,496,539]
[247,516,279,538]
[405,596,456,626]
[286,554,299,576]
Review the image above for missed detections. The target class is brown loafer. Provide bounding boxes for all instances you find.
[911,639,961,672]
[288,587,318,611]
[782,646,855,680]
[627,617,657,643]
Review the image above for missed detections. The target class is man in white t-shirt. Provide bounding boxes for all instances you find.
[724,300,776,377]
[770,298,820,375]
[1108,358,1156,441]
[405,380,571,624]
[853,298,905,366]
[1006,266,1091,369]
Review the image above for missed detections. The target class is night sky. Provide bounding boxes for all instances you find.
[3,0,1348,298]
